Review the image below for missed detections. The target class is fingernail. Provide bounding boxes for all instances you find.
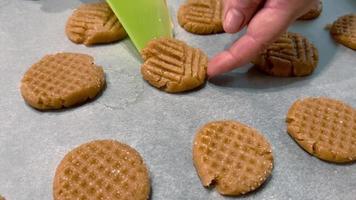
[224,9,244,33]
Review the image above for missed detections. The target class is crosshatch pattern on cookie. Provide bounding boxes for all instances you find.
[287,97,356,163]
[253,32,319,77]
[66,2,127,45]
[178,0,224,34]
[330,14,356,50]
[141,38,207,93]
[193,121,274,196]
[21,53,105,110]
[54,140,150,200]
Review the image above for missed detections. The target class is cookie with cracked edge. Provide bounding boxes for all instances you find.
[53,140,150,200]
[141,37,208,93]
[66,2,127,46]
[253,32,319,77]
[298,0,322,20]
[287,97,356,163]
[330,14,356,50]
[178,0,224,35]
[193,120,274,196]
[20,53,105,110]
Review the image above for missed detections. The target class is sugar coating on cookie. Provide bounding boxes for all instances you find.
[178,0,224,35]
[193,121,274,196]
[141,38,207,93]
[21,53,105,110]
[253,32,319,77]
[287,97,356,163]
[330,14,356,50]
[66,2,127,46]
[53,140,150,200]
[298,0,322,20]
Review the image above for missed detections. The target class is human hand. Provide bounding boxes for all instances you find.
[207,0,319,77]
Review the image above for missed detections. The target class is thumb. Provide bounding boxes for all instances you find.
[223,0,263,33]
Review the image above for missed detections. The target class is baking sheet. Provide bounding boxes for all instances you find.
[0,0,355,199]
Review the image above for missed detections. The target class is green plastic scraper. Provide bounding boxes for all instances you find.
[106,0,173,51]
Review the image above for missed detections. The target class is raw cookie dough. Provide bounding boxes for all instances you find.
[21,53,105,110]
[330,14,356,50]
[178,0,224,35]
[287,97,356,163]
[53,140,150,200]
[253,32,319,77]
[141,38,207,93]
[66,2,127,46]
[193,120,274,196]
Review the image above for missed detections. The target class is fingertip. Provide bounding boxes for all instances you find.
[207,60,218,78]
[207,51,236,77]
